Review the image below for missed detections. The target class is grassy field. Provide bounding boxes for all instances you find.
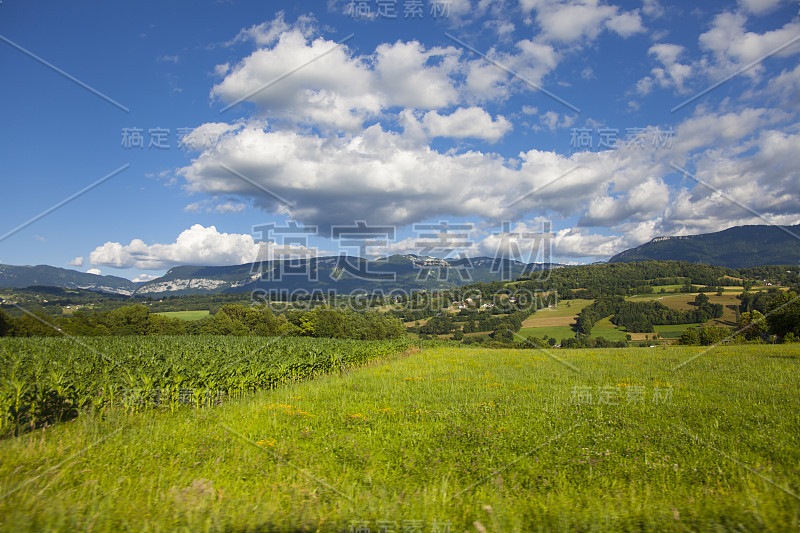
[518,299,592,341]
[653,324,704,339]
[1,342,798,531]
[590,317,630,341]
[153,310,211,320]
[518,325,576,341]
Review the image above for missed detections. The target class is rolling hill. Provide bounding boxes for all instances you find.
[609,224,800,268]
[0,264,138,295]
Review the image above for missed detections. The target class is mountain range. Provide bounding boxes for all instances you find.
[3,224,798,296]
[0,256,560,297]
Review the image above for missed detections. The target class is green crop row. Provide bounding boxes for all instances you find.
[0,335,410,435]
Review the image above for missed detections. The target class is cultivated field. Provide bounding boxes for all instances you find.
[0,341,798,531]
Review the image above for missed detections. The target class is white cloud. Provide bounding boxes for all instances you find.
[552,228,624,258]
[698,13,800,78]
[183,199,247,214]
[89,224,320,271]
[636,43,692,95]
[649,43,692,91]
[213,63,230,77]
[520,0,645,44]
[177,96,800,261]
[178,121,644,229]
[68,256,84,267]
[420,107,513,142]
[228,11,314,47]
[766,63,800,108]
[213,28,381,131]
[539,110,576,130]
[214,202,246,214]
[636,75,654,95]
[90,225,260,270]
[606,10,645,38]
[373,40,462,109]
[86,268,102,275]
[738,0,786,16]
[133,273,159,283]
[641,0,664,18]
[578,178,670,226]
[213,12,572,127]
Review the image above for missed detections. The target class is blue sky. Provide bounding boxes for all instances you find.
[1,0,798,282]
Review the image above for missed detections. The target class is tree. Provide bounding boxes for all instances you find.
[765,291,800,339]
[698,325,730,346]
[694,293,710,307]
[0,309,10,336]
[492,328,514,343]
[678,328,699,345]
[104,305,150,335]
[147,314,188,335]
[737,310,767,340]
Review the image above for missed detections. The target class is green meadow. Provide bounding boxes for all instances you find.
[1,342,799,532]
[153,310,211,321]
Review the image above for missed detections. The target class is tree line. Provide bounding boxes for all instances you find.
[0,304,404,340]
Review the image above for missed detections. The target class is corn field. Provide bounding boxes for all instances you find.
[0,335,410,435]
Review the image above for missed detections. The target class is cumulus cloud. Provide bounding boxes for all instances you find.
[68,256,84,267]
[520,0,644,44]
[641,0,664,18]
[635,12,800,99]
[90,225,260,270]
[178,120,657,230]
[212,13,571,127]
[228,11,314,46]
[213,22,470,131]
[213,29,381,130]
[698,13,800,79]
[738,0,786,15]
[578,178,670,226]
[86,268,102,275]
[89,224,321,271]
[414,107,513,142]
[538,110,576,130]
[133,273,159,283]
[637,43,692,95]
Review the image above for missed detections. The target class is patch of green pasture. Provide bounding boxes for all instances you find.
[518,325,576,341]
[0,344,799,532]
[653,323,704,339]
[154,310,211,320]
